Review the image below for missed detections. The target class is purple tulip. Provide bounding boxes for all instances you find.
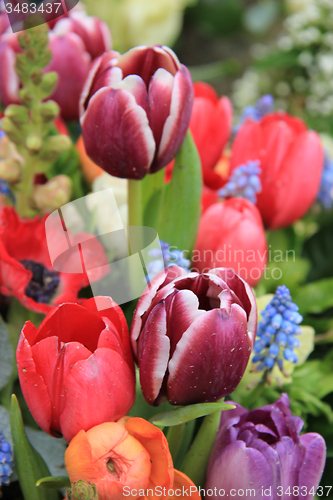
[206,394,326,500]
[80,45,194,180]
[130,267,257,406]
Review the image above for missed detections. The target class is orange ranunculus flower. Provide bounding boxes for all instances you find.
[65,417,200,500]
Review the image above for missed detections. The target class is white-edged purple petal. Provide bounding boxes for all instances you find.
[167,304,251,404]
[152,65,194,172]
[115,74,149,114]
[137,302,170,404]
[81,86,155,179]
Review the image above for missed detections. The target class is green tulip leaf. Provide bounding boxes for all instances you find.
[157,131,202,256]
[150,401,235,427]
[36,476,71,489]
[10,394,58,500]
[293,277,333,315]
[0,316,13,392]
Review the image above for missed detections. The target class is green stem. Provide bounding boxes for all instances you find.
[128,179,143,227]
[166,423,185,461]
[15,156,37,218]
[181,410,222,488]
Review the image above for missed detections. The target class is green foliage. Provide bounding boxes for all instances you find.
[10,395,58,500]
[150,401,235,427]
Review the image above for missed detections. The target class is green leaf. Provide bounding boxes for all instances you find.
[254,49,300,70]
[293,278,333,315]
[0,316,13,392]
[303,222,333,281]
[150,401,235,427]
[157,131,202,256]
[36,476,70,489]
[10,394,58,500]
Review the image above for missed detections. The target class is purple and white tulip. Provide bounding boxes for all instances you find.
[80,45,194,179]
[206,394,326,500]
[130,267,257,406]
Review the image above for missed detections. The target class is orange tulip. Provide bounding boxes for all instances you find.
[65,417,200,500]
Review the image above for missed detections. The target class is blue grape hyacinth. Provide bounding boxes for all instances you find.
[252,285,303,372]
[317,152,333,210]
[0,430,13,486]
[234,94,274,133]
[0,126,11,198]
[218,160,262,204]
[146,240,191,280]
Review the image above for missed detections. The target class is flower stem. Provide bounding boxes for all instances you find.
[181,410,221,488]
[128,179,143,227]
[166,423,185,461]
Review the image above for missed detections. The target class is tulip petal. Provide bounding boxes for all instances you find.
[165,289,205,355]
[168,304,251,404]
[117,46,178,86]
[131,267,188,356]
[274,436,305,496]
[148,68,174,151]
[137,303,170,404]
[16,335,53,435]
[299,433,326,495]
[60,348,135,442]
[268,131,323,229]
[153,65,194,172]
[35,302,105,352]
[0,41,20,106]
[115,74,149,114]
[81,87,156,179]
[206,440,274,500]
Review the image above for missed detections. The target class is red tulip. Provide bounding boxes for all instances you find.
[131,266,257,406]
[80,45,194,180]
[194,198,267,286]
[16,297,136,442]
[190,82,232,190]
[0,207,108,314]
[229,112,324,229]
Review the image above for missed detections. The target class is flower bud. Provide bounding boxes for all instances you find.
[19,88,34,108]
[29,68,43,86]
[40,72,59,97]
[0,117,24,144]
[25,132,43,154]
[66,480,99,500]
[0,159,22,183]
[40,134,72,161]
[32,175,72,212]
[4,105,29,126]
[40,101,60,122]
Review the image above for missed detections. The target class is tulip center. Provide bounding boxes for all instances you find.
[21,260,60,303]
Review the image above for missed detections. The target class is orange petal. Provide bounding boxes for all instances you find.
[76,135,104,184]
[169,470,201,500]
[125,418,174,499]
[65,429,98,483]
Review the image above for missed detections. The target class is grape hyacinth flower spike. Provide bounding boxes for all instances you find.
[146,240,191,279]
[218,160,262,204]
[317,152,333,210]
[0,430,12,486]
[252,285,303,373]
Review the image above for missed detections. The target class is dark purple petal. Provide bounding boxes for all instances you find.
[206,441,274,500]
[137,302,170,404]
[152,65,194,172]
[167,304,251,404]
[81,87,155,179]
[299,433,326,498]
[115,74,149,114]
